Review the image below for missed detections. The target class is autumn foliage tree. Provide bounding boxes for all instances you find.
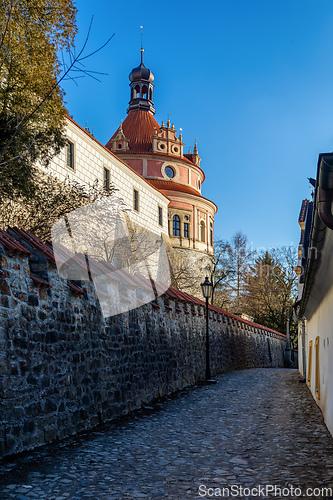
[0,0,77,200]
[242,247,297,335]
[212,233,297,335]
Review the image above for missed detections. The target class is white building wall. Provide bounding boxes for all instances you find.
[41,118,169,237]
[304,284,333,436]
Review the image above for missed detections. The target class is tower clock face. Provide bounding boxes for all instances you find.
[165,166,175,178]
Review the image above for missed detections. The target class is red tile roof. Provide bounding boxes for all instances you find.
[30,274,52,288]
[67,281,84,295]
[146,179,201,197]
[0,229,32,256]
[65,115,170,202]
[9,227,56,263]
[106,110,160,153]
[106,110,199,168]
[146,179,218,212]
[164,286,286,339]
[0,228,284,339]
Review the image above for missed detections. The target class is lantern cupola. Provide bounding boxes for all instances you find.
[127,49,155,115]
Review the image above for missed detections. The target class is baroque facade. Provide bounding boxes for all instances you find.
[106,52,217,290]
[44,116,169,239]
[44,51,217,295]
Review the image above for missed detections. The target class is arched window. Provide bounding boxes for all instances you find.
[135,84,140,98]
[173,215,180,237]
[142,85,148,99]
[200,221,205,242]
[184,222,189,238]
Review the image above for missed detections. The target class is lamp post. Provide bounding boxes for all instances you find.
[201,276,213,380]
[285,307,292,368]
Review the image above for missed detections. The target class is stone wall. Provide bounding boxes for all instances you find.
[0,240,287,459]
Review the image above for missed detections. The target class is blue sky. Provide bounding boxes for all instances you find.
[62,0,333,250]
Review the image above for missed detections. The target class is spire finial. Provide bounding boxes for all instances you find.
[140,26,144,64]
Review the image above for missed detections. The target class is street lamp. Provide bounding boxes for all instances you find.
[201,276,213,380]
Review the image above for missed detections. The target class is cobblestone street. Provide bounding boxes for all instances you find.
[1,368,333,500]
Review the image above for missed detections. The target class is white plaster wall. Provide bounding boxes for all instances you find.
[41,118,169,237]
[305,283,333,436]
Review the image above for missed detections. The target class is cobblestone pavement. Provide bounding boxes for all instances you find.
[1,368,333,500]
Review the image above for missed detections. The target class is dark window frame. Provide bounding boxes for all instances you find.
[103,166,110,192]
[133,189,139,212]
[200,221,205,242]
[158,206,163,226]
[66,140,75,170]
[173,214,180,236]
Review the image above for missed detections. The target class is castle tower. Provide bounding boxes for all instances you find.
[105,51,217,294]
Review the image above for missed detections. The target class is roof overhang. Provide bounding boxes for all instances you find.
[65,115,170,204]
[298,153,333,318]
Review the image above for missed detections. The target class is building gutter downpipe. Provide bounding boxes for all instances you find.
[318,187,333,230]
[296,153,333,379]
[299,153,333,318]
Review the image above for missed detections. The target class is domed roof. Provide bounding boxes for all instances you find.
[146,179,202,197]
[129,62,154,83]
[106,109,160,153]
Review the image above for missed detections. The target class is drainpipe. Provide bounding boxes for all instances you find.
[284,308,292,368]
[317,187,333,229]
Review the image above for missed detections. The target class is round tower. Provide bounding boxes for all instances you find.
[105,52,217,293]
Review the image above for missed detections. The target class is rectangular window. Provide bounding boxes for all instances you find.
[315,336,320,399]
[66,140,74,170]
[200,221,205,242]
[173,215,180,236]
[103,167,110,192]
[158,206,163,226]
[133,189,139,212]
[184,222,189,238]
[307,340,313,387]
[210,230,213,246]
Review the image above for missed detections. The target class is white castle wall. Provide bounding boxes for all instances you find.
[41,117,169,237]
